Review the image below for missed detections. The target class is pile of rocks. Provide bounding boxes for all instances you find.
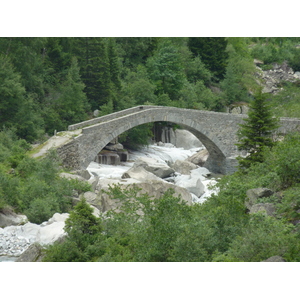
[0,230,31,257]
[0,213,69,260]
[256,61,300,94]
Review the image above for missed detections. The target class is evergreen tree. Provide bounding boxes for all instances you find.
[56,57,90,126]
[188,37,228,81]
[74,37,112,110]
[236,90,279,169]
[146,41,185,100]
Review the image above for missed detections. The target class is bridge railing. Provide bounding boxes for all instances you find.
[68,105,162,131]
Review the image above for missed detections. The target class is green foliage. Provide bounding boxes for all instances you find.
[236,90,279,169]
[213,214,300,262]
[0,130,92,223]
[146,41,186,100]
[119,123,153,150]
[270,83,300,118]
[188,37,228,81]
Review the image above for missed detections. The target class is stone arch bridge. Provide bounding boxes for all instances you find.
[55,105,300,174]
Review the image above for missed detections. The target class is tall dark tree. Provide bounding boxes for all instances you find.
[236,90,279,169]
[188,37,228,81]
[74,37,112,110]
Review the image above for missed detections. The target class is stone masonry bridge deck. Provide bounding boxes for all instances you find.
[55,106,300,174]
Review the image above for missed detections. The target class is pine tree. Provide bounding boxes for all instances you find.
[236,90,279,169]
[188,37,228,81]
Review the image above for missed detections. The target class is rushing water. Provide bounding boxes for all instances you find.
[87,143,218,203]
[0,143,218,262]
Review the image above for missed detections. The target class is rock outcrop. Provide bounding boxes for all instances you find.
[256,61,300,94]
[160,128,203,149]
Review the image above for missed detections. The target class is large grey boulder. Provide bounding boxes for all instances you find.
[0,209,28,228]
[249,203,276,217]
[245,188,274,210]
[121,165,163,181]
[133,157,175,178]
[95,152,120,165]
[161,128,203,149]
[263,256,286,262]
[15,243,44,262]
[174,174,205,198]
[172,160,197,175]
[97,180,193,213]
[187,148,209,166]
[59,172,86,181]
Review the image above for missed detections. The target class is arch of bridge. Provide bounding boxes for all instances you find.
[71,107,244,174]
[57,106,300,174]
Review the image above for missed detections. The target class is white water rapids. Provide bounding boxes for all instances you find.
[87,143,218,203]
[0,143,218,262]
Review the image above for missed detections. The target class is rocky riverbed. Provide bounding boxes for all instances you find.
[1,131,218,262]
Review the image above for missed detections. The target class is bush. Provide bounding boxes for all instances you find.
[213,214,300,262]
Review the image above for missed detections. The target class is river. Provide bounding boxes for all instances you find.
[0,142,217,262]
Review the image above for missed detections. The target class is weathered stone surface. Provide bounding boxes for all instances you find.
[161,128,203,149]
[59,172,86,181]
[95,152,120,165]
[71,169,91,180]
[121,165,163,181]
[172,160,198,175]
[97,180,193,213]
[134,157,175,178]
[187,148,209,166]
[263,256,286,262]
[249,203,276,217]
[104,143,124,151]
[245,188,274,209]
[0,210,28,228]
[15,243,44,262]
[257,61,300,95]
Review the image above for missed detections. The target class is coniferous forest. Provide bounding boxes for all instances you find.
[2,37,300,262]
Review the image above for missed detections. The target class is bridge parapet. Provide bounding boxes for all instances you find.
[68,105,161,131]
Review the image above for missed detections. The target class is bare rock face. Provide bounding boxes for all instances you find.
[95,152,120,165]
[0,209,28,228]
[245,188,274,210]
[59,172,87,181]
[161,128,203,149]
[133,157,175,178]
[15,243,44,262]
[249,203,276,217]
[187,149,209,167]
[263,256,286,262]
[122,165,163,181]
[172,160,198,175]
[96,180,193,213]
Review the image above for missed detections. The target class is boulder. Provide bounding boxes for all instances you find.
[104,143,124,151]
[0,209,28,228]
[174,174,205,198]
[15,243,44,262]
[134,157,175,178]
[172,160,198,175]
[97,180,193,213]
[263,256,286,262]
[249,203,276,217]
[59,172,86,181]
[95,152,120,165]
[245,188,274,209]
[121,165,163,181]
[187,149,209,166]
[161,128,203,149]
[71,169,91,180]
